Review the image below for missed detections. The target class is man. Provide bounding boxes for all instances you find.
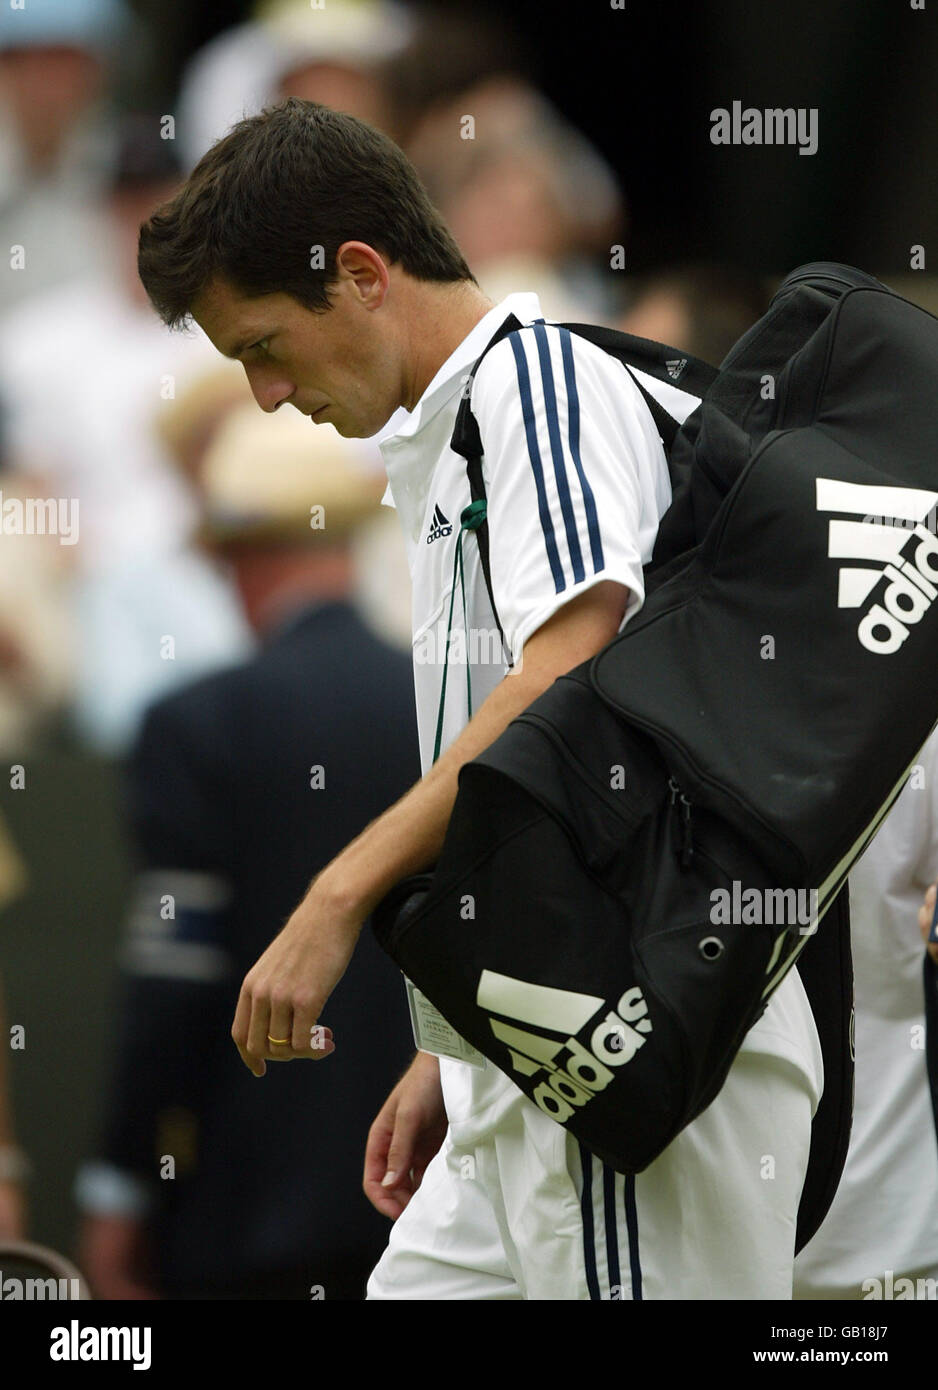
[137,97,822,1300]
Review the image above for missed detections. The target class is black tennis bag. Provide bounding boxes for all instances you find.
[372,263,938,1251]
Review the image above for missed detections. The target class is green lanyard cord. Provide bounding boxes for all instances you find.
[432,499,488,764]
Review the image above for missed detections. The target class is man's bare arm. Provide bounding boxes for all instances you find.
[231,579,629,1075]
[322,579,628,915]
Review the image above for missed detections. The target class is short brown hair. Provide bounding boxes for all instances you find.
[138,98,476,328]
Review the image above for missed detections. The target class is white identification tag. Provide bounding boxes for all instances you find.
[404,977,487,1069]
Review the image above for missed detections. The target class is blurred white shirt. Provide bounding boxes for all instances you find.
[0,274,252,751]
[794,729,938,1297]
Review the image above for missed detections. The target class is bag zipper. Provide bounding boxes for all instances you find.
[668,774,695,869]
[517,711,645,832]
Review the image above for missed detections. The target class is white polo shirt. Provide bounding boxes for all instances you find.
[379,290,822,1138]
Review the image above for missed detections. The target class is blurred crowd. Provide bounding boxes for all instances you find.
[0,0,771,763]
[0,0,933,1303]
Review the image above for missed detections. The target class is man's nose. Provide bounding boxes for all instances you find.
[243,366,295,413]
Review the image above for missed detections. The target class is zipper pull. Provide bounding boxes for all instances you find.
[669,775,695,868]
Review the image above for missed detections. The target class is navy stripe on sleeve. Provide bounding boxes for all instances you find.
[533,324,585,584]
[509,332,566,594]
[559,329,605,573]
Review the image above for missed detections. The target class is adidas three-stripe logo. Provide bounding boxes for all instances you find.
[476,968,652,1124]
[817,477,938,654]
[426,503,452,544]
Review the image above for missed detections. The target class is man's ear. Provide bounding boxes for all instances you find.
[334,241,390,309]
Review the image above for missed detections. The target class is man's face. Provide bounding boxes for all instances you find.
[191,254,403,438]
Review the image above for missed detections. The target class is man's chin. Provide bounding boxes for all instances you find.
[330,413,388,441]
[326,417,359,439]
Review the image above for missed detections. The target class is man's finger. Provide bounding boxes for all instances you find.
[281,1022,336,1061]
[383,1111,418,1196]
[363,1112,407,1218]
[291,998,318,1053]
[231,988,251,1048]
[246,992,273,1075]
[265,999,294,1057]
[232,987,265,1076]
[366,1169,413,1220]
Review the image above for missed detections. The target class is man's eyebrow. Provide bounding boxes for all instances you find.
[223,331,273,360]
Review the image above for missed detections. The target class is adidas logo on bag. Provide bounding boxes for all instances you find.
[426,503,453,544]
[476,969,652,1124]
[817,478,938,655]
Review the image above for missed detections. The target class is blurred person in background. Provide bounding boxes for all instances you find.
[0,970,28,1241]
[393,12,623,323]
[175,0,413,171]
[381,6,529,150]
[0,114,250,755]
[793,731,938,1299]
[155,360,413,651]
[75,398,420,1300]
[923,878,938,1141]
[617,262,771,365]
[0,395,74,755]
[265,0,411,134]
[0,0,139,311]
[0,812,29,1241]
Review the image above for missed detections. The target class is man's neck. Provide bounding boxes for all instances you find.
[401,279,495,412]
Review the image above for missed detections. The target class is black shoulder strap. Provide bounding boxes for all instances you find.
[450,314,526,667]
[925,952,938,1138]
[558,323,718,452]
[792,882,855,1254]
[450,318,716,641]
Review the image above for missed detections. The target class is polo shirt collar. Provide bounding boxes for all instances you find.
[383,290,544,444]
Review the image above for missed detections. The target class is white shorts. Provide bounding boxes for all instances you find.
[367,1044,820,1300]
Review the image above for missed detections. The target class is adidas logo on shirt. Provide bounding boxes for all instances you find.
[426,503,453,544]
[817,477,938,655]
[476,968,652,1124]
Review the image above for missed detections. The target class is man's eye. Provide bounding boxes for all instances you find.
[252,338,271,356]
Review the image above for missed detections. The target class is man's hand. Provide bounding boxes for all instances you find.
[231,885,359,1076]
[363,1052,447,1219]
[919,882,938,965]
